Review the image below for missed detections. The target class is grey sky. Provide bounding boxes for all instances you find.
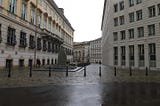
[54,0,104,42]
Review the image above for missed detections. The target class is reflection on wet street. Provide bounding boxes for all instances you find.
[0,82,160,106]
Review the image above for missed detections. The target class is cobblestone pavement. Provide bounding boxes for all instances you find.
[0,64,160,88]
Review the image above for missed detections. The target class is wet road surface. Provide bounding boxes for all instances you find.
[0,82,160,106]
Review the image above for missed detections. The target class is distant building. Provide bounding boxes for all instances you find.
[101,0,160,69]
[73,42,90,64]
[90,37,102,63]
[0,0,74,69]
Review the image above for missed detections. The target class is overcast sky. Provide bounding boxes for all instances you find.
[54,0,104,42]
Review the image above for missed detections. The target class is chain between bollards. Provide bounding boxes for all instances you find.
[84,66,86,77]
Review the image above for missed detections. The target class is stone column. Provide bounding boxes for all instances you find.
[118,46,121,67]
[156,43,160,69]
[126,45,129,67]
[144,43,149,67]
[134,44,138,68]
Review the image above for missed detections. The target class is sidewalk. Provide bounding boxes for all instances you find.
[0,64,160,88]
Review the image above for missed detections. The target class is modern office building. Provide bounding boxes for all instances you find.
[101,0,160,69]
[0,0,74,69]
[73,42,90,64]
[90,37,102,63]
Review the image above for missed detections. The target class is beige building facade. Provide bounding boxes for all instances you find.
[0,0,74,69]
[73,42,90,64]
[102,0,160,69]
[90,37,102,63]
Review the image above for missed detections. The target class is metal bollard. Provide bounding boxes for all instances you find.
[129,67,132,76]
[8,65,11,78]
[84,66,86,77]
[146,67,148,76]
[114,67,117,76]
[29,65,32,77]
[66,66,68,77]
[49,66,51,77]
[99,66,101,77]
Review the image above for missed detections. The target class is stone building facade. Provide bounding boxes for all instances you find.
[101,0,160,69]
[73,42,90,64]
[0,0,74,69]
[90,37,102,63]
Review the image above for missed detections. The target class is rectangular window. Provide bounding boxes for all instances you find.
[114,17,118,26]
[121,46,126,66]
[0,24,1,43]
[138,44,145,67]
[19,32,27,48]
[129,12,134,22]
[44,17,47,29]
[38,0,42,4]
[43,40,47,51]
[148,6,156,17]
[136,10,142,21]
[29,35,35,49]
[128,28,134,39]
[137,27,144,37]
[37,38,41,50]
[113,32,118,41]
[129,0,134,7]
[148,24,155,36]
[120,30,126,40]
[21,3,27,20]
[9,0,17,14]
[114,47,118,65]
[119,15,125,25]
[48,21,51,31]
[158,4,160,15]
[30,8,35,24]
[149,43,156,67]
[0,0,3,6]
[129,45,134,66]
[44,2,47,10]
[48,42,51,52]
[114,4,118,12]
[136,0,142,4]
[119,1,124,10]
[7,27,16,46]
[37,11,41,27]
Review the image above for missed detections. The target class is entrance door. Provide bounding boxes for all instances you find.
[6,59,13,68]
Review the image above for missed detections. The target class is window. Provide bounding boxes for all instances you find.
[119,1,124,10]
[137,27,144,37]
[128,28,134,39]
[37,38,41,50]
[114,17,118,26]
[129,12,134,22]
[149,43,156,67]
[44,17,47,29]
[114,4,118,12]
[119,15,125,25]
[29,35,35,49]
[148,6,156,17]
[21,3,27,20]
[114,47,118,65]
[9,0,17,14]
[148,24,155,36]
[136,0,142,4]
[30,8,35,24]
[0,24,2,43]
[136,10,142,21]
[19,32,27,48]
[7,27,16,46]
[158,4,160,15]
[121,46,126,66]
[38,0,42,4]
[44,2,47,10]
[0,0,3,6]
[113,32,118,41]
[129,0,134,7]
[138,44,144,67]
[48,20,51,31]
[43,40,47,51]
[129,45,134,66]
[120,30,126,40]
[48,42,51,52]
[37,11,41,27]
